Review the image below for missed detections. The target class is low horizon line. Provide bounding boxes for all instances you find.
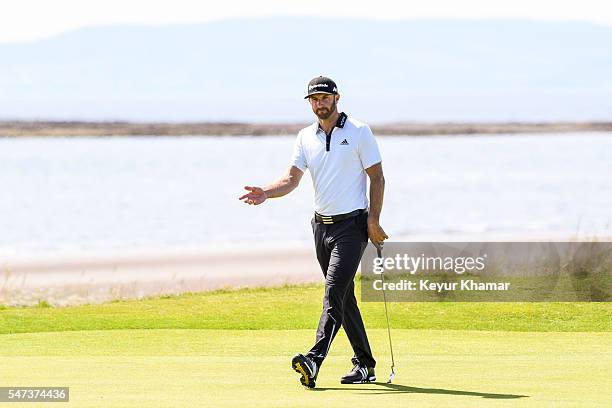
[2,120,611,137]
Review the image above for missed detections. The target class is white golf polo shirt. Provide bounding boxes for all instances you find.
[290,112,382,216]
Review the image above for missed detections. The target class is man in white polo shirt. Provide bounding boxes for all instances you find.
[239,76,387,388]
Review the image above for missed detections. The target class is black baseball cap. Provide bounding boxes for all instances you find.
[304,76,338,99]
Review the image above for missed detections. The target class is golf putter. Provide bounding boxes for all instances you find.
[376,243,396,383]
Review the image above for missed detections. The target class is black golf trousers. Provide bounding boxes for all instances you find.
[306,210,376,368]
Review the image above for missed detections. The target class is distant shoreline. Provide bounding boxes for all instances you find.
[1,121,612,137]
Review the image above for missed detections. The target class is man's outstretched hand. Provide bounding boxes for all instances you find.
[239,186,267,205]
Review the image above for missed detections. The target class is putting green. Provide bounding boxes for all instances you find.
[1,329,610,407]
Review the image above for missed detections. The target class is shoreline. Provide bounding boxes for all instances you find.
[1,121,612,137]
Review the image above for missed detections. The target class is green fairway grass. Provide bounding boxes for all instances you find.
[0,329,610,407]
[1,284,610,334]
[1,284,610,407]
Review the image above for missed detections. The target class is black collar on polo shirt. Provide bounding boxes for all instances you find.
[317,112,348,152]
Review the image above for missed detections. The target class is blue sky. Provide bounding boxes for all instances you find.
[2,0,612,43]
[1,18,610,122]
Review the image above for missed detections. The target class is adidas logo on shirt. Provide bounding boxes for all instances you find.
[340,139,349,145]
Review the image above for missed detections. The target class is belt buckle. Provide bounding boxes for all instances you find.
[320,215,334,224]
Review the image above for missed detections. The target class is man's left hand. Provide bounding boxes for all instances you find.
[367,217,388,247]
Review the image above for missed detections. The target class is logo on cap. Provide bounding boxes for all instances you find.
[305,76,338,98]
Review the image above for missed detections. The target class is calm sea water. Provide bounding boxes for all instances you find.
[1,133,610,256]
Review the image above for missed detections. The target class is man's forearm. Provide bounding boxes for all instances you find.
[368,175,385,220]
[264,173,299,198]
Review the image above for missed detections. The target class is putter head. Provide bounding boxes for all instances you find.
[387,370,395,384]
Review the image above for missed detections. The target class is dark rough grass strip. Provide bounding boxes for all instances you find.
[1,283,610,334]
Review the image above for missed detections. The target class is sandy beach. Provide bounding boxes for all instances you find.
[1,247,321,306]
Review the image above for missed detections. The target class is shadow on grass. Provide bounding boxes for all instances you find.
[312,382,528,399]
